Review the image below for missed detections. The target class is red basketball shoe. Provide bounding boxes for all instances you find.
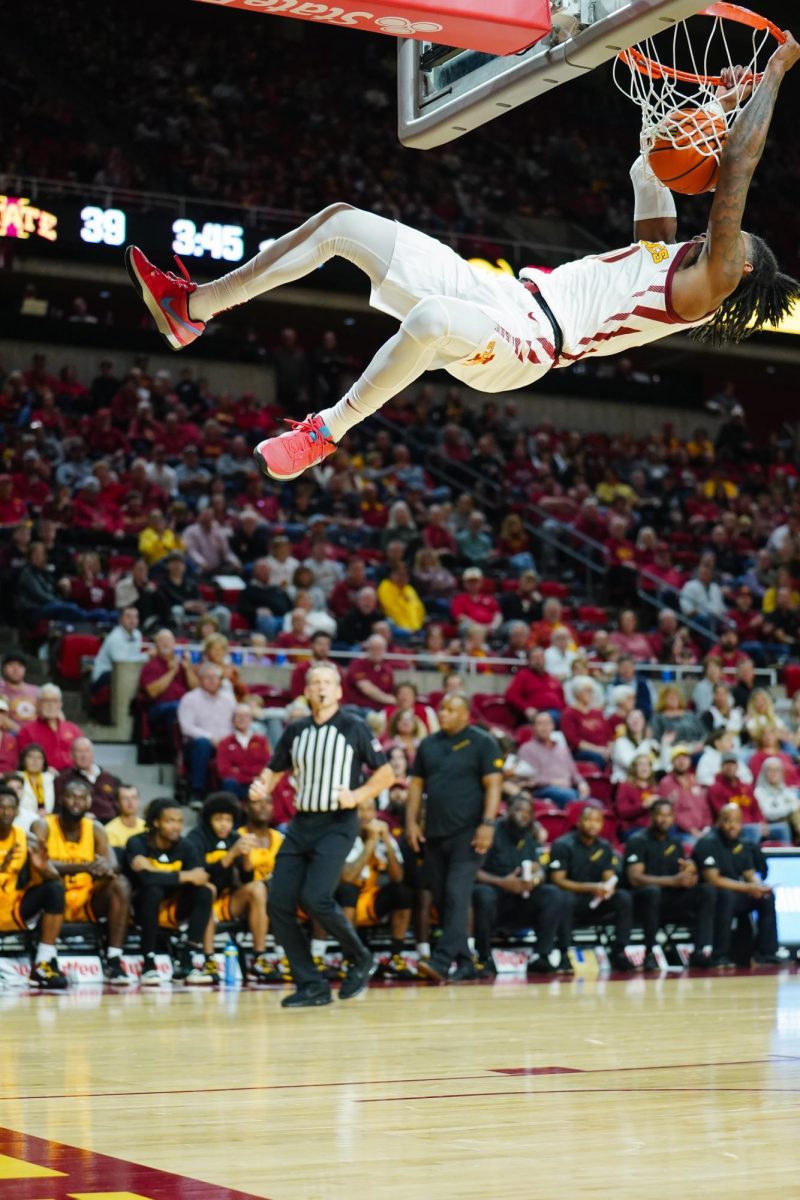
[253,415,337,481]
[125,246,205,351]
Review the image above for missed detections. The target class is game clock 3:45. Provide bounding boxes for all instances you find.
[172,218,244,262]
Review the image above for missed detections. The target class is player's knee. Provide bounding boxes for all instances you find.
[393,883,415,910]
[112,874,132,901]
[247,881,267,905]
[42,879,65,913]
[316,201,357,228]
[402,295,451,344]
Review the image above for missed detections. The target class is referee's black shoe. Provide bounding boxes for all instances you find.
[281,985,333,1008]
[339,951,378,1000]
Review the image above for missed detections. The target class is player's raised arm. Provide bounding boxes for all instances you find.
[630,152,677,245]
[673,31,800,333]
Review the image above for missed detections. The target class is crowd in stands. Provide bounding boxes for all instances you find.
[1,341,800,982]
[3,0,799,276]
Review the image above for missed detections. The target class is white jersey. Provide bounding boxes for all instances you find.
[520,240,712,366]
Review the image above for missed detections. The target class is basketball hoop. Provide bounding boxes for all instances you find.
[614,4,786,159]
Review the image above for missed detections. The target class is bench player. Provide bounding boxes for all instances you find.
[0,785,68,989]
[126,34,799,483]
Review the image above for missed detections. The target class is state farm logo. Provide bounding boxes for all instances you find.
[197,0,443,34]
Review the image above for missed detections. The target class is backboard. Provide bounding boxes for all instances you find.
[398,0,708,149]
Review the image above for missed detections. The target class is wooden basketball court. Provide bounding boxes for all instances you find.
[1,969,799,1198]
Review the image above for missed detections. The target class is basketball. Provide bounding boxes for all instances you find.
[648,105,728,194]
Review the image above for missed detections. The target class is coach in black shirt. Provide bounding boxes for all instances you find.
[251,663,394,1007]
[625,799,716,969]
[472,795,563,975]
[549,805,634,972]
[693,803,780,966]
[407,694,503,983]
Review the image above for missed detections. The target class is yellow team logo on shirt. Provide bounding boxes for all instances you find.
[640,240,669,264]
[463,340,496,367]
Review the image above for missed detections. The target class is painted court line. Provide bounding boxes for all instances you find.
[0,1057,787,1105]
[360,1086,800,1104]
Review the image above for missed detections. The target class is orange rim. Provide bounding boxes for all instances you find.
[620,3,785,87]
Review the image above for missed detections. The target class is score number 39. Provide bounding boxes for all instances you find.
[172,219,244,262]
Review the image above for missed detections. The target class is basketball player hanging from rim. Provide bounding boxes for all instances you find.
[126,30,800,483]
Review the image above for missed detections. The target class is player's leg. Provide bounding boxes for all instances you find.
[258,295,500,481]
[20,881,68,989]
[190,204,397,322]
[228,881,268,953]
[90,875,135,986]
[126,204,397,351]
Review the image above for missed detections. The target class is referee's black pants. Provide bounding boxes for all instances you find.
[426,828,483,972]
[268,810,366,990]
[632,883,716,952]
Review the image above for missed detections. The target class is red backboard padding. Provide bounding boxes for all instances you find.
[195,0,552,55]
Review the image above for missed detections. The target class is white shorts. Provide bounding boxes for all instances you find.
[369,223,557,394]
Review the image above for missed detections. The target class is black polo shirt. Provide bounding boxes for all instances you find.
[548,830,620,884]
[412,724,503,838]
[624,828,684,880]
[483,820,546,878]
[693,828,756,882]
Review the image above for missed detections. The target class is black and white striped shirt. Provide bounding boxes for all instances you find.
[269,711,387,814]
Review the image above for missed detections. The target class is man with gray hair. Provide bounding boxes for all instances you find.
[344,633,395,710]
[16,684,84,772]
[54,737,122,823]
[177,664,237,803]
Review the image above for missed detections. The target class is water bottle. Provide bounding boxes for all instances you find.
[224,939,238,988]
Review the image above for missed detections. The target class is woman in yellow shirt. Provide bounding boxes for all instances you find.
[376,563,426,636]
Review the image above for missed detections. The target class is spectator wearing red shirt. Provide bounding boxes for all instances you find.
[608,609,655,663]
[705,753,791,844]
[16,684,84,772]
[65,551,117,622]
[528,598,577,649]
[423,505,457,557]
[0,476,27,527]
[560,678,614,770]
[707,628,749,671]
[658,746,712,843]
[86,409,130,458]
[451,567,502,632]
[344,634,395,710]
[216,704,271,801]
[505,646,565,723]
[289,632,334,699]
[726,585,764,658]
[616,753,661,838]
[329,559,368,619]
[639,542,684,600]
[383,681,439,734]
[747,728,797,790]
[138,628,197,734]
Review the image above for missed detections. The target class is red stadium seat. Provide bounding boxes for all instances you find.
[514,725,534,745]
[783,665,800,698]
[538,581,569,600]
[536,811,570,843]
[472,695,520,729]
[577,605,608,626]
[56,634,103,682]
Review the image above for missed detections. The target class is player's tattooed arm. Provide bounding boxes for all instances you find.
[703,32,799,298]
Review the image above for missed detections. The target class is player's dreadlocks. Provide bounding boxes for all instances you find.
[691,235,800,345]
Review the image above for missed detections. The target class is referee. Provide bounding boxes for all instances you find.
[406,694,503,983]
[250,664,394,1008]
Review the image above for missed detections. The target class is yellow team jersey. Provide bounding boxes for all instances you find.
[0,826,29,931]
[45,815,96,921]
[236,825,284,882]
[105,816,147,848]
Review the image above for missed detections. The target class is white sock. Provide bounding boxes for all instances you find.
[107,946,122,960]
[416,942,431,959]
[37,943,57,962]
[311,939,328,959]
[273,945,285,958]
[467,936,476,954]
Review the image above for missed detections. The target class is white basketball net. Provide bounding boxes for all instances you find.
[613,6,775,159]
